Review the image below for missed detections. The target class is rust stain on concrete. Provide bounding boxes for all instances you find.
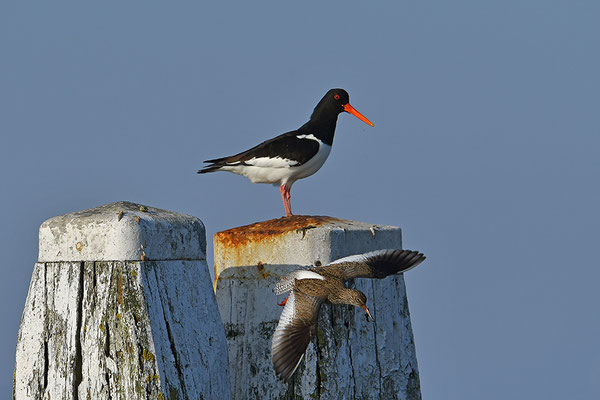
[214,215,340,248]
[213,216,341,287]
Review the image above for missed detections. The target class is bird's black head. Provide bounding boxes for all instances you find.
[310,88,373,127]
[326,88,350,109]
[313,88,350,116]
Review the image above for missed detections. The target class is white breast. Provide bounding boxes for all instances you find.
[288,135,332,184]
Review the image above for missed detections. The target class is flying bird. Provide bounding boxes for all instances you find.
[197,89,373,217]
[271,249,426,380]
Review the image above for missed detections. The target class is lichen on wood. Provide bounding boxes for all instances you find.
[15,260,231,400]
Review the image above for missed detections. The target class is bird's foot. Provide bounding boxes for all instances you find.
[278,292,291,306]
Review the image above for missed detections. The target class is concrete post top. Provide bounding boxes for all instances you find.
[213,215,401,280]
[214,215,397,245]
[39,201,206,262]
[215,215,343,246]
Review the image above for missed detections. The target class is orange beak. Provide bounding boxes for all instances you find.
[361,305,374,321]
[343,103,374,127]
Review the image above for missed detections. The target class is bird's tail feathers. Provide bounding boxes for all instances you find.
[204,155,231,164]
[197,164,223,174]
[198,154,243,174]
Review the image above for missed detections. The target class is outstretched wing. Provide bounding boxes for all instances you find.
[272,290,324,380]
[312,249,426,282]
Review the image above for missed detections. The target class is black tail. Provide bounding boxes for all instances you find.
[197,164,223,174]
[198,154,239,174]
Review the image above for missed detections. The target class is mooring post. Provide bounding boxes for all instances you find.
[214,216,421,400]
[14,201,232,400]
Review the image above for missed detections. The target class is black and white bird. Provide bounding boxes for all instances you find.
[271,249,426,380]
[197,89,373,217]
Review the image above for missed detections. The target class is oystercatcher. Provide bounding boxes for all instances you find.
[197,89,373,217]
[271,249,426,380]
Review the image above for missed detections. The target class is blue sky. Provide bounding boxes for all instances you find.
[2,1,599,398]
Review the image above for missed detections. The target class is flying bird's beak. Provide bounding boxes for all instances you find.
[361,305,374,321]
[343,103,374,127]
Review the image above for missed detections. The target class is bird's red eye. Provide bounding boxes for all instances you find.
[334,94,340,100]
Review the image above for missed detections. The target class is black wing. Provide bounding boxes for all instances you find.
[312,249,426,282]
[198,131,320,173]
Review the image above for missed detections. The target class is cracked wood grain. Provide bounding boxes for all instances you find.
[15,260,231,400]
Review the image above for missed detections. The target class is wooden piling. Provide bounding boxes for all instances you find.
[14,201,231,400]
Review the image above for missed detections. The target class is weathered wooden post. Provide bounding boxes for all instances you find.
[14,201,231,400]
[214,216,421,400]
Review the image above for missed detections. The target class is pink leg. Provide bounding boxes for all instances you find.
[279,184,293,217]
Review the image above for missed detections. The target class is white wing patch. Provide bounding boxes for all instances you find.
[243,156,299,168]
[295,270,325,280]
[296,134,320,141]
[274,291,296,332]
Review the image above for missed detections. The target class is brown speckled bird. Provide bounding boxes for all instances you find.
[271,249,426,380]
